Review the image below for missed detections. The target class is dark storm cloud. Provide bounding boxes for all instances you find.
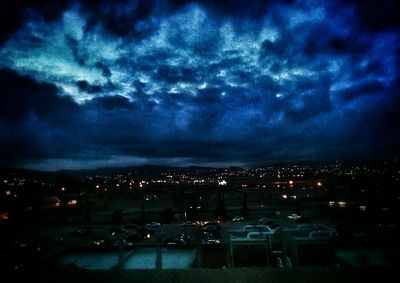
[65,35,86,65]
[0,0,71,45]
[1,0,398,45]
[0,69,78,122]
[342,0,400,31]
[95,62,112,78]
[76,80,102,93]
[86,95,133,110]
[83,0,193,38]
[0,0,399,170]
[0,69,80,165]
[338,81,388,102]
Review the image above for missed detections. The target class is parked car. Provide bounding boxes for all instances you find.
[203,221,221,230]
[181,221,196,227]
[145,222,161,229]
[48,237,64,245]
[232,216,244,222]
[109,227,128,237]
[137,227,154,239]
[1,241,51,271]
[164,234,192,248]
[258,218,275,225]
[69,227,92,237]
[202,224,219,232]
[124,224,140,230]
[243,224,272,232]
[202,238,221,245]
[125,230,152,242]
[92,238,114,247]
[287,214,302,220]
[112,239,135,247]
[201,232,222,245]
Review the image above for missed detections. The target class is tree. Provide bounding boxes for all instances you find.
[84,194,92,225]
[240,197,249,218]
[186,205,198,222]
[215,193,227,220]
[162,208,174,223]
[112,209,124,224]
[84,206,92,225]
[295,187,301,215]
[139,201,146,225]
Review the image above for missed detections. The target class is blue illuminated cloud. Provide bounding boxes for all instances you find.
[0,0,399,170]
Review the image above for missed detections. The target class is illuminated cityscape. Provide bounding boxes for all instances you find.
[1,160,400,277]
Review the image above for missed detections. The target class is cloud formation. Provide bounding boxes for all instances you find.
[0,0,399,170]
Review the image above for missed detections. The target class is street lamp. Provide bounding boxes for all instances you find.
[184,211,187,235]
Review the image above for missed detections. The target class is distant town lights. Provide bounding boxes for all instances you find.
[218,180,227,186]
[67,200,77,206]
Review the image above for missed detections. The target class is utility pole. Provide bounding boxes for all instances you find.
[155,231,162,270]
[117,235,124,269]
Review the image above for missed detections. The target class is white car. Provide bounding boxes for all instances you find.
[287,214,301,220]
[232,216,244,222]
[181,221,196,226]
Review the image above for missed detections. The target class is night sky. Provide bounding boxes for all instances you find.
[0,0,399,170]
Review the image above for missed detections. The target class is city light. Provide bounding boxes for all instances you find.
[0,212,8,220]
[67,200,77,206]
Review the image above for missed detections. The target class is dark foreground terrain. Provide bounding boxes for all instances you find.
[6,267,398,283]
